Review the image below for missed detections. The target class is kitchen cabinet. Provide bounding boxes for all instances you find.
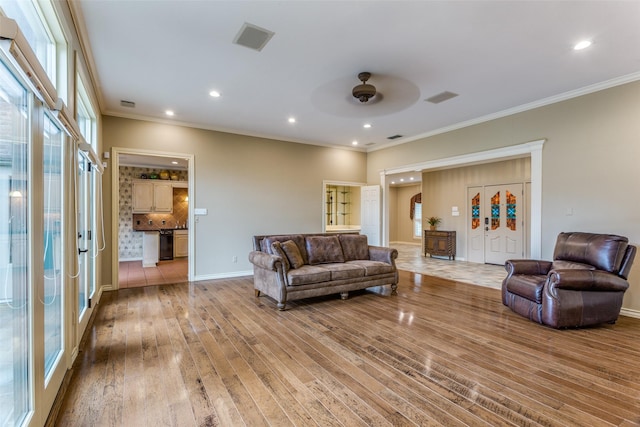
[132,180,173,213]
[174,229,188,258]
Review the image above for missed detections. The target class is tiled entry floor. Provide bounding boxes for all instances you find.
[391,242,507,289]
[118,258,188,288]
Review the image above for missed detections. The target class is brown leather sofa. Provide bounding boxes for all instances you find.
[502,232,636,328]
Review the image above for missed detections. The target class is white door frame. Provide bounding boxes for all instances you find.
[110,147,195,289]
[380,139,544,259]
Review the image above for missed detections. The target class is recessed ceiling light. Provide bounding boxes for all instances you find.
[391,181,396,185]
[209,90,221,97]
[409,177,414,181]
[400,178,404,182]
[352,140,358,146]
[165,110,174,116]
[574,40,592,50]
[363,123,372,129]
[288,117,296,123]
[171,161,178,165]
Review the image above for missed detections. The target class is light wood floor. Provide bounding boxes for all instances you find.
[54,271,640,426]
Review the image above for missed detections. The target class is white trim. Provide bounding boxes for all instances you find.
[193,271,253,281]
[381,139,545,259]
[620,308,640,319]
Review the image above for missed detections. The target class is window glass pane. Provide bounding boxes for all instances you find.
[0,57,31,427]
[0,0,56,83]
[413,202,422,237]
[76,76,96,146]
[43,113,63,381]
[491,191,500,230]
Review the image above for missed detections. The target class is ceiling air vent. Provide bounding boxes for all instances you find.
[233,23,275,51]
[120,100,135,108]
[425,91,458,104]
[365,142,375,146]
[387,134,403,140]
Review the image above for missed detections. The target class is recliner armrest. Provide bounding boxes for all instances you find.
[505,259,553,276]
[547,269,630,294]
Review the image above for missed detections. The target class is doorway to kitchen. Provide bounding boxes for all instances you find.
[111,147,194,289]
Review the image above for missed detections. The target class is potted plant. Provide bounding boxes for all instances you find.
[427,216,441,231]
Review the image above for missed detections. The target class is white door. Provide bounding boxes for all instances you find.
[484,183,524,265]
[360,185,381,246]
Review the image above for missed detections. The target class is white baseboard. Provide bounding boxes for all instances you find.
[389,241,421,246]
[620,308,640,319]
[193,270,253,282]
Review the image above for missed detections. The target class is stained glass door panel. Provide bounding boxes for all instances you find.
[484,184,523,265]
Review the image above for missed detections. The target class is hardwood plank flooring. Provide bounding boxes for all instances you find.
[54,271,640,426]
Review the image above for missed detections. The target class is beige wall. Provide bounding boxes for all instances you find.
[368,80,640,312]
[102,116,367,285]
[389,184,422,243]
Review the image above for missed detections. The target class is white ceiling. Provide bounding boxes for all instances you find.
[73,1,640,154]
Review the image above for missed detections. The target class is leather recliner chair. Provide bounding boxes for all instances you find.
[502,232,636,328]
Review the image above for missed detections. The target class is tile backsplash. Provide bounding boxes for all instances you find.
[119,166,188,260]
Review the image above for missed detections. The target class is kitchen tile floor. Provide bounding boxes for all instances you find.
[118,258,188,288]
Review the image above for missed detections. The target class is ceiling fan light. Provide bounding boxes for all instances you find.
[352,72,377,103]
[352,83,376,102]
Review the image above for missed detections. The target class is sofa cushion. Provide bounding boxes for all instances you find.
[287,265,332,286]
[319,263,365,280]
[505,274,547,303]
[339,234,369,261]
[306,235,345,265]
[270,241,290,270]
[346,260,395,276]
[263,235,308,264]
[281,240,305,269]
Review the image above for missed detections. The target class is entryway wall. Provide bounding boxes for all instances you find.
[421,157,531,261]
[389,184,422,243]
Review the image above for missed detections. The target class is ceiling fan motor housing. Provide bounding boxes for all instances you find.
[352,72,376,102]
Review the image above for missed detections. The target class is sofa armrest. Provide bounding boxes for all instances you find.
[248,251,285,271]
[547,269,630,294]
[505,259,553,276]
[368,245,398,265]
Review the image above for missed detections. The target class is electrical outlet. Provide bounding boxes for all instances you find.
[232,256,238,263]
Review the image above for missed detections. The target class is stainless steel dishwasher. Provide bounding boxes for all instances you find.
[159,229,174,260]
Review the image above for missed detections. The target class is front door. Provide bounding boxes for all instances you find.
[484,183,524,265]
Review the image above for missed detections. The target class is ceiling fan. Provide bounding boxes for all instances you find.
[352,72,376,103]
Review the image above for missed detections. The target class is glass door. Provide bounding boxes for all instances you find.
[76,151,94,335]
[41,112,66,407]
[0,55,32,427]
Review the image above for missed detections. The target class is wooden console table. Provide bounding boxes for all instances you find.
[424,230,456,260]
